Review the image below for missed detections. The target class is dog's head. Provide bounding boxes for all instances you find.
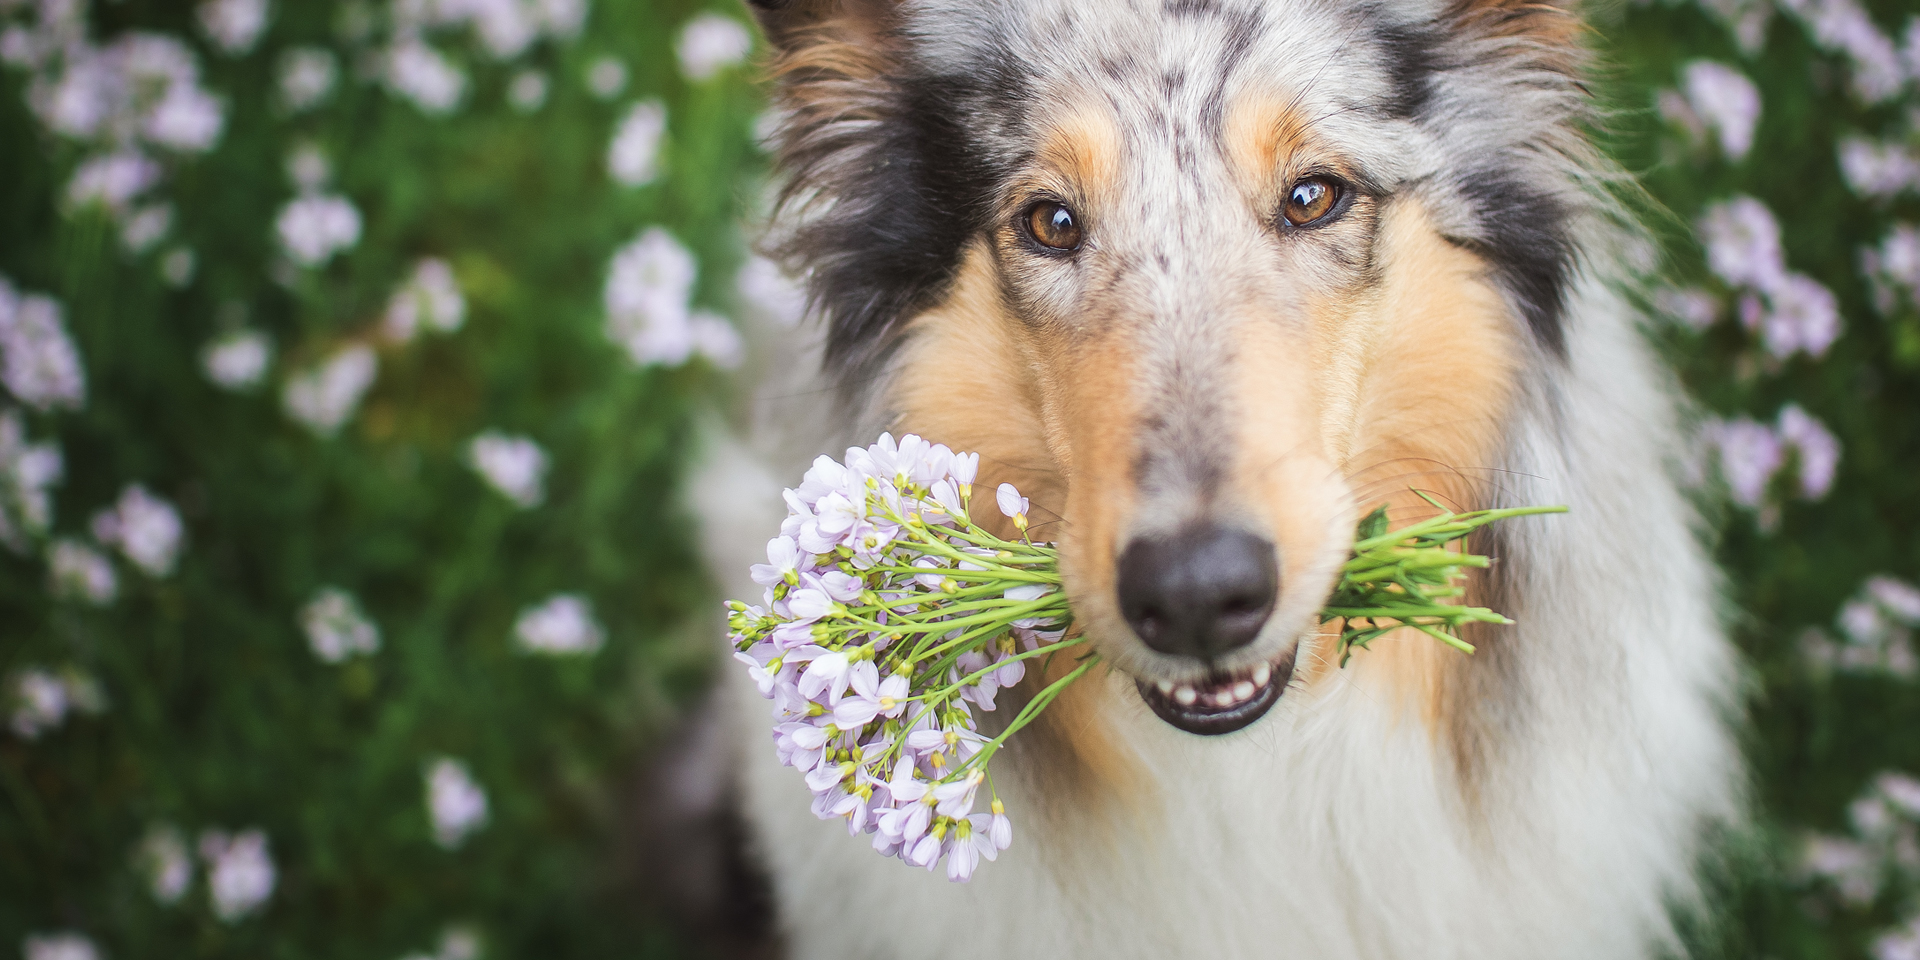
[754,0,1592,736]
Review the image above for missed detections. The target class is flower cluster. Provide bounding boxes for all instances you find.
[283,344,377,435]
[384,258,467,342]
[467,431,548,508]
[201,329,273,390]
[1700,404,1840,517]
[1803,575,1920,677]
[426,757,490,849]
[49,539,116,604]
[1801,772,1920,950]
[730,434,1076,881]
[513,594,604,655]
[675,13,752,83]
[21,933,98,960]
[0,409,64,553]
[199,828,276,922]
[0,276,85,412]
[1658,60,1761,160]
[197,0,269,56]
[1696,196,1843,359]
[8,666,105,739]
[300,588,381,663]
[90,483,184,577]
[603,227,742,369]
[608,99,666,187]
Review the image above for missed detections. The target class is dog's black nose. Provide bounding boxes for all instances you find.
[1117,525,1279,660]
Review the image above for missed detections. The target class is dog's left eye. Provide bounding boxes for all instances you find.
[1281,177,1343,227]
[1024,201,1083,252]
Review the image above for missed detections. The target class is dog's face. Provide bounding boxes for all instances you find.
[757,0,1588,736]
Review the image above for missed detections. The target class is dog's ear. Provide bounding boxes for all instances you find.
[743,0,899,51]
[1441,0,1584,69]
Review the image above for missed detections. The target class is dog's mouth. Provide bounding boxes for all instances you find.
[1134,646,1298,736]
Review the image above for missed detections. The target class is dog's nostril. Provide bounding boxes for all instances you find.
[1116,524,1279,660]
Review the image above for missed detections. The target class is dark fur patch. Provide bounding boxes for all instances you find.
[1369,15,1444,119]
[1452,171,1572,357]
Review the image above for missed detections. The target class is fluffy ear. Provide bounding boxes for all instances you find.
[1443,0,1582,47]
[742,0,898,49]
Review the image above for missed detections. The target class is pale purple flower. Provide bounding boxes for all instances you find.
[604,228,698,366]
[751,537,802,588]
[120,202,173,253]
[689,311,743,368]
[1802,833,1881,905]
[201,330,272,390]
[1706,416,1783,508]
[1787,0,1907,102]
[1868,577,1920,625]
[300,588,380,663]
[1878,773,1920,817]
[514,594,605,654]
[1841,597,1890,645]
[199,829,275,921]
[0,410,63,551]
[0,286,84,411]
[533,0,588,37]
[66,150,159,213]
[198,0,269,55]
[676,13,752,82]
[1681,61,1761,159]
[608,99,667,187]
[1758,274,1841,359]
[507,69,548,111]
[1776,404,1840,498]
[49,539,116,605]
[142,81,224,151]
[277,48,337,112]
[443,0,537,59]
[1839,137,1920,199]
[275,194,362,267]
[91,485,183,576]
[426,758,489,848]
[466,432,547,507]
[1699,196,1787,294]
[137,824,192,904]
[9,668,68,739]
[384,258,466,341]
[386,41,466,114]
[585,56,626,99]
[21,933,99,960]
[996,483,1028,521]
[283,344,376,435]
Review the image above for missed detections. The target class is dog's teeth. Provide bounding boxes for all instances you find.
[1252,664,1271,687]
[1174,686,1197,706]
[1214,691,1236,707]
[1233,681,1255,700]
[1156,680,1174,695]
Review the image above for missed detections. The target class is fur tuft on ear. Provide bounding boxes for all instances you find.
[1442,0,1583,66]
[744,0,898,48]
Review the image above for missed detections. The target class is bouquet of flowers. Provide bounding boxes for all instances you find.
[727,434,1561,881]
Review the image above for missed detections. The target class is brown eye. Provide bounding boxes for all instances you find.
[1282,177,1341,227]
[1025,201,1083,251]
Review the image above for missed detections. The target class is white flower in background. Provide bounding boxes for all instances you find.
[1704,416,1783,508]
[688,311,743,368]
[120,202,173,254]
[436,927,482,960]
[91,484,184,576]
[607,99,666,187]
[275,194,362,267]
[286,142,331,192]
[1838,136,1920,199]
[532,0,587,38]
[159,249,196,288]
[1699,195,1786,293]
[1678,60,1760,159]
[283,344,376,435]
[1777,403,1841,499]
[449,0,536,59]
[0,281,85,411]
[466,432,547,507]
[137,824,193,904]
[198,0,270,55]
[276,47,338,112]
[513,594,604,654]
[1783,0,1906,103]
[1869,576,1920,626]
[0,409,64,552]
[142,83,224,153]
[49,539,117,605]
[383,258,465,342]
[1863,224,1920,313]
[25,31,225,156]
[426,758,489,849]
[604,228,696,366]
[1751,273,1842,359]
[8,668,68,739]
[507,69,547,111]
[66,150,160,214]
[198,829,275,922]
[585,55,626,99]
[676,13,752,82]
[20,933,99,960]
[736,254,807,327]
[386,40,466,114]
[299,587,381,663]
[201,329,272,390]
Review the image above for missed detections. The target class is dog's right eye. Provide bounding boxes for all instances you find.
[1024,202,1083,252]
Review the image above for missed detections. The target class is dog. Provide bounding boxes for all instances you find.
[704,1,1742,956]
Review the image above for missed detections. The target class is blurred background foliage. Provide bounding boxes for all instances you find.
[0,0,1918,957]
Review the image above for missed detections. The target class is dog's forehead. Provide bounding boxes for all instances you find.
[905,0,1435,175]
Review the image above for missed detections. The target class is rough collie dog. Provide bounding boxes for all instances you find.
[703,1,1742,956]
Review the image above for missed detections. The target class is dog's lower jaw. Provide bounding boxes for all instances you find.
[1135,645,1299,736]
